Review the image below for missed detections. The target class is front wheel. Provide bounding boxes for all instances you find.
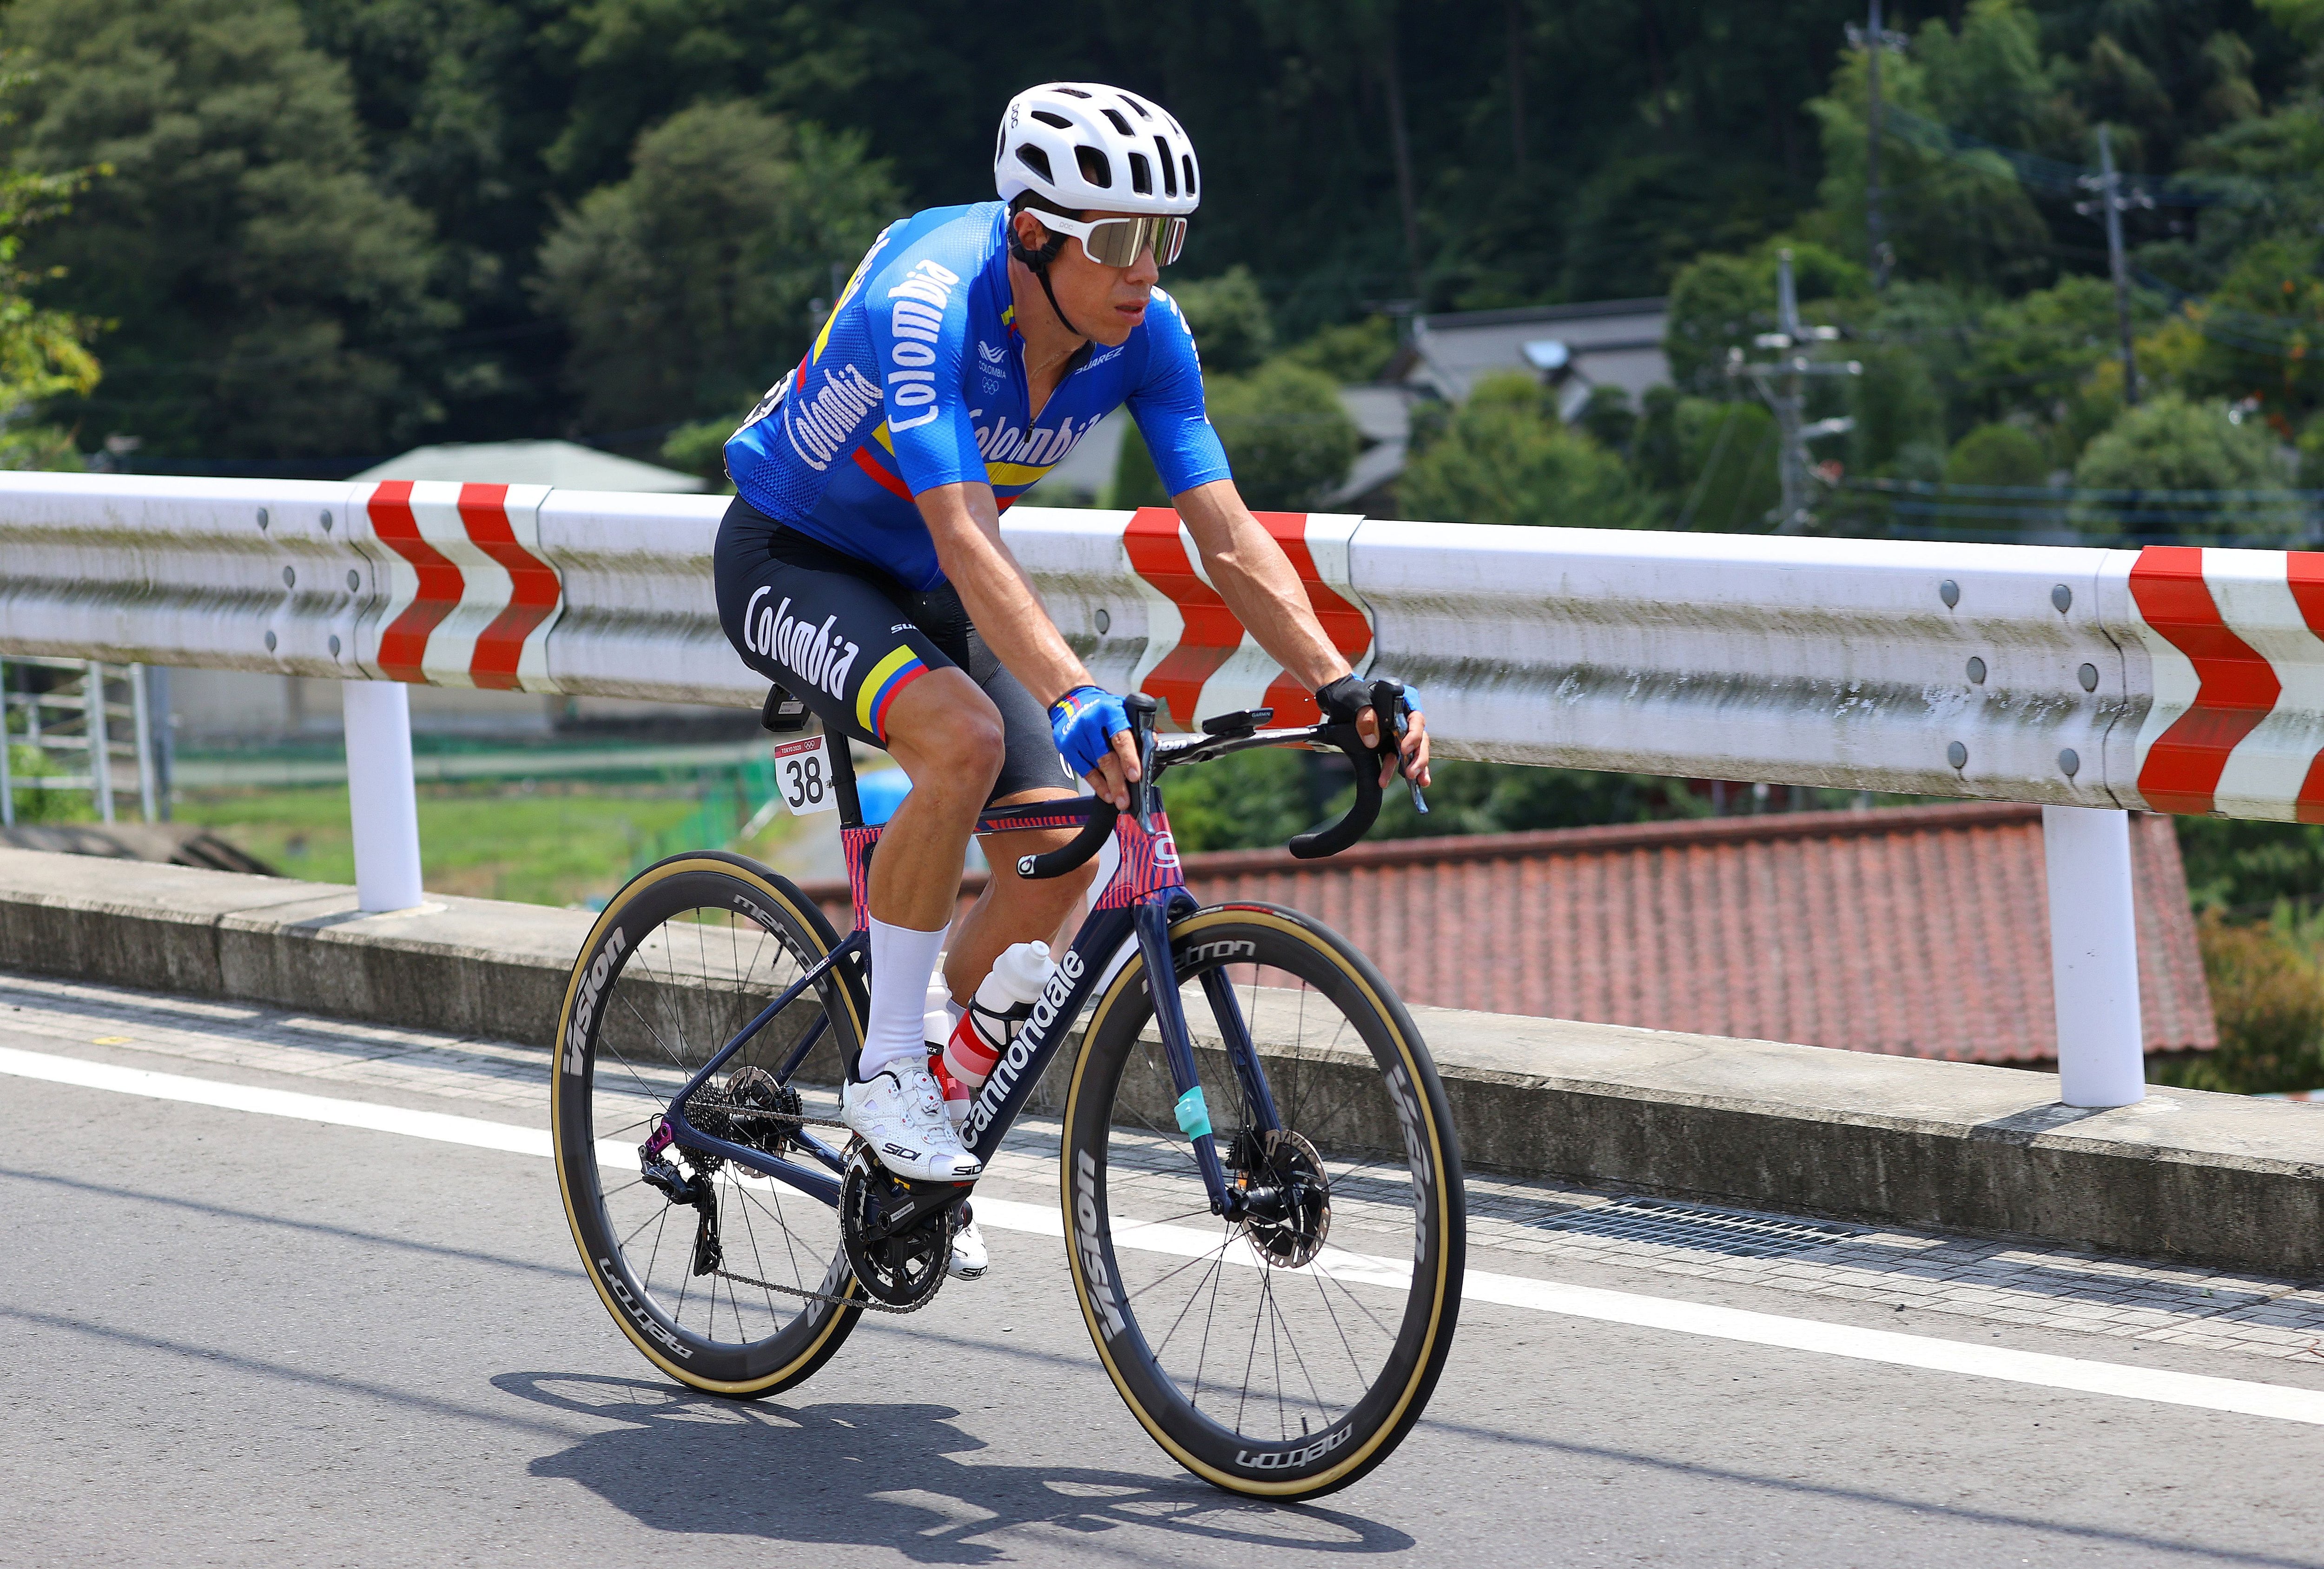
[1061,903,1466,1498]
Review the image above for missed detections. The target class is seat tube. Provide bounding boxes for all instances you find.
[1135,900,1233,1211]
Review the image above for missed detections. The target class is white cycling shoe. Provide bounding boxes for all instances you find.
[949,1217,988,1280]
[842,1062,984,1183]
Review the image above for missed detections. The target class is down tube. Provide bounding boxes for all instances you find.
[957,906,1138,1160]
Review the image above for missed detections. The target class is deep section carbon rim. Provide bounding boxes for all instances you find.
[554,857,866,1391]
[1067,907,1464,1496]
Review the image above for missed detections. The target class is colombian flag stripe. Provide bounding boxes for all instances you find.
[855,646,929,740]
[853,445,914,501]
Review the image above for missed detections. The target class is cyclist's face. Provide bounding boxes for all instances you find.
[1031,210,1160,347]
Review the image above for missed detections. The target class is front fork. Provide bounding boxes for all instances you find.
[1134,898,1284,1218]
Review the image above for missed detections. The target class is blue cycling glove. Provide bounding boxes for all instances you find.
[1049,685,1131,779]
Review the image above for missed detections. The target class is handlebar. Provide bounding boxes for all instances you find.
[1015,681,1419,880]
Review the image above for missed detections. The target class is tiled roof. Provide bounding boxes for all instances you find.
[798,801,2215,1065]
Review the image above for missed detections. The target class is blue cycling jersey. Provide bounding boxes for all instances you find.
[725,201,1232,591]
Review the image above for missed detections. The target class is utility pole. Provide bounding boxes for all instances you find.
[1848,2,1907,290]
[2078,125,2152,407]
[1733,250,1862,533]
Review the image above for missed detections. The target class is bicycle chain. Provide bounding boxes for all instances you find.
[709,1264,942,1316]
[682,1106,947,1316]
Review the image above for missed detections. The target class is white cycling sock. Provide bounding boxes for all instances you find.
[859,915,948,1082]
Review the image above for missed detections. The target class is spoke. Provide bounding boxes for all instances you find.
[1310,1256,1370,1390]
[1125,1231,1240,1304]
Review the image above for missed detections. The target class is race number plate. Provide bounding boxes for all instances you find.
[772,735,838,816]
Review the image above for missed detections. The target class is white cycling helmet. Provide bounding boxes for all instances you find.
[995,82,1200,217]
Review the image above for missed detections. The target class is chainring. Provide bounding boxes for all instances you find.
[838,1145,953,1309]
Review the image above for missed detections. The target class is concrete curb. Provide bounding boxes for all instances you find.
[2,847,2317,1279]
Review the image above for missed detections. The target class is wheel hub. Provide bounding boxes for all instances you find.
[1235,1129,1330,1269]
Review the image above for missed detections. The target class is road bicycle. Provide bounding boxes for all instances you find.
[550,682,1466,1498]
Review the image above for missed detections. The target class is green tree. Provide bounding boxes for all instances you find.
[534,101,897,435]
[1633,392,1783,531]
[1663,240,1864,393]
[1399,371,1656,530]
[2155,912,2324,1095]
[1284,316,1397,384]
[1166,266,1274,375]
[1805,0,2069,293]
[3,0,451,458]
[1115,358,1361,512]
[2069,393,2292,540]
[1945,422,2049,487]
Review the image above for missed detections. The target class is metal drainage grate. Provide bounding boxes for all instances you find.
[1532,1197,1857,1259]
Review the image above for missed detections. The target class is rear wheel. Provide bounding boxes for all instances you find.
[552,852,867,1396]
[1061,903,1465,1498]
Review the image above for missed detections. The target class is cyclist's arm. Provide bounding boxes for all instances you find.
[916,479,1142,804]
[1175,479,1430,787]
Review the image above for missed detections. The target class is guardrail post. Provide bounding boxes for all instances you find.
[342,679,423,912]
[2041,805,2146,1107]
[85,660,114,823]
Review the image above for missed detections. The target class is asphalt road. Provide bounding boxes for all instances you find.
[3,971,2322,1567]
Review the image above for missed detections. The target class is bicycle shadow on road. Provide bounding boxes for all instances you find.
[491,1370,1413,1562]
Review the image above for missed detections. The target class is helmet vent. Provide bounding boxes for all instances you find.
[1056,86,1091,98]
[1016,145,1054,184]
[1182,154,1197,196]
[1102,108,1133,136]
[1154,137,1177,198]
[1075,146,1112,188]
[1126,151,1152,195]
[1030,109,1072,129]
[1120,92,1155,120]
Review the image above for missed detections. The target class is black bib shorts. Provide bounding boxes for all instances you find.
[713,497,1074,803]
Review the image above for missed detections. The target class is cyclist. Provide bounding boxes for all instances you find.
[715,81,1429,1275]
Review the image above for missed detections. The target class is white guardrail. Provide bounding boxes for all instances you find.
[9,470,2319,1109]
[1,472,2317,820]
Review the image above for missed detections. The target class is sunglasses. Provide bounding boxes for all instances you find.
[1030,210,1187,268]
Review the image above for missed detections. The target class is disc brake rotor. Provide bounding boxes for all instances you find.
[1237,1129,1331,1269]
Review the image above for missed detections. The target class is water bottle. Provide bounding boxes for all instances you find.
[932,940,1054,1130]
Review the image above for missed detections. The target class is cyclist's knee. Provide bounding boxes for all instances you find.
[889,672,1005,786]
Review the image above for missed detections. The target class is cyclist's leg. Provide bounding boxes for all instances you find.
[714,504,996,1180]
[949,648,1094,1006]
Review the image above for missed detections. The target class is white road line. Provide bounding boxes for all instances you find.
[10,1041,2324,1428]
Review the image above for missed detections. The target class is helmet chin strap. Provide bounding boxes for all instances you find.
[1009,216,1089,343]
[1034,265,1088,343]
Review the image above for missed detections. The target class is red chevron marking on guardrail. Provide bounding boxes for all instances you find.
[1124,506,1242,730]
[1123,508,1373,729]
[368,481,462,685]
[458,484,561,691]
[1257,513,1373,727]
[2130,545,2282,815]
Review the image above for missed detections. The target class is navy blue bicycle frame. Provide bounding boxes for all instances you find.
[655,778,1273,1215]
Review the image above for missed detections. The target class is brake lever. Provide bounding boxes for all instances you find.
[1367,679,1428,816]
[1124,692,1159,834]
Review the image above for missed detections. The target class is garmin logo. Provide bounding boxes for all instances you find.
[743,588,860,701]
[963,948,1085,1146]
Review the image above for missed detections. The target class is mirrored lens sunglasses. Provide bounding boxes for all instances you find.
[1034,211,1187,268]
